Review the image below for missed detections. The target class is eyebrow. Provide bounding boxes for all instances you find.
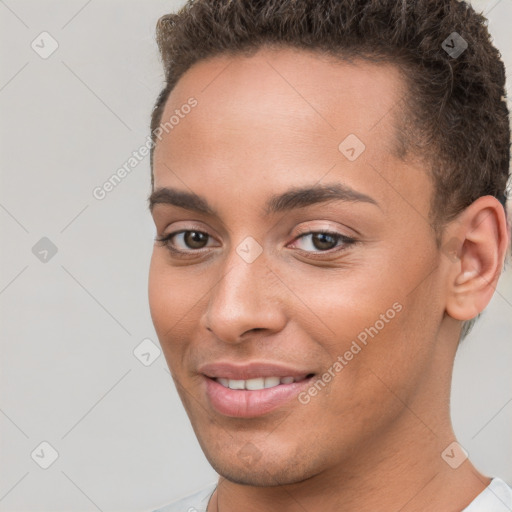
[148,183,379,215]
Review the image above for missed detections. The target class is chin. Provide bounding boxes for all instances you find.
[203,445,321,487]
[211,463,312,487]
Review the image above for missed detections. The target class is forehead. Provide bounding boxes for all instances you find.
[161,48,405,144]
[152,47,427,215]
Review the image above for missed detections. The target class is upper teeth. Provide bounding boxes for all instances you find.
[216,376,305,390]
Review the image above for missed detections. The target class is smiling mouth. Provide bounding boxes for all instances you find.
[203,371,317,417]
[212,374,315,391]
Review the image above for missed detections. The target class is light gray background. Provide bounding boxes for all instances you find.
[0,1,510,511]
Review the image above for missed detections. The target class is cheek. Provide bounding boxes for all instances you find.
[147,252,188,347]
[283,260,428,392]
[282,264,402,345]
[147,250,211,349]
[148,254,190,375]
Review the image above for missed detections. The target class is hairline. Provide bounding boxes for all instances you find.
[150,44,434,206]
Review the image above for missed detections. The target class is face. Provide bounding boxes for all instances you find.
[148,48,451,486]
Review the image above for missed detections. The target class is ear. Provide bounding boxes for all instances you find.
[443,196,510,321]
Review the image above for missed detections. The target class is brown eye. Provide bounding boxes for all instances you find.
[183,231,209,249]
[291,230,357,259]
[311,233,337,251]
[290,231,357,254]
[156,230,213,253]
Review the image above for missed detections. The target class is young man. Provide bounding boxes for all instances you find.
[147,0,511,510]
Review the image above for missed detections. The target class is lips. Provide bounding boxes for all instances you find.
[199,361,316,418]
[199,361,314,380]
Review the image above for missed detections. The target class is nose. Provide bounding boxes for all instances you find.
[200,247,287,344]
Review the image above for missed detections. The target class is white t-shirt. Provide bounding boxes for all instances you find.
[151,477,512,512]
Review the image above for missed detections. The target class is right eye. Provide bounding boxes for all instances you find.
[155,230,216,254]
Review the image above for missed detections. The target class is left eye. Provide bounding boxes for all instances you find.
[155,230,216,253]
[176,231,210,249]
[291,232,355,252]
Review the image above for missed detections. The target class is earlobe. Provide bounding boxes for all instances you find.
[444,196,509,322]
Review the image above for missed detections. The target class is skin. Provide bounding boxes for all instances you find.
[148,47,509,512]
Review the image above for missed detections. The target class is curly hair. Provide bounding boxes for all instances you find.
[149,0,510,340]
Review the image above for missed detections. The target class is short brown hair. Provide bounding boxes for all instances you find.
[149,0,510,339]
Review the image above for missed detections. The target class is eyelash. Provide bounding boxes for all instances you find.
[291,229,357,257]
[155,229,357,259]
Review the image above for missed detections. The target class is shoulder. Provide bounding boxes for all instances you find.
[150,482,217,512]
[462,477,512,511]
